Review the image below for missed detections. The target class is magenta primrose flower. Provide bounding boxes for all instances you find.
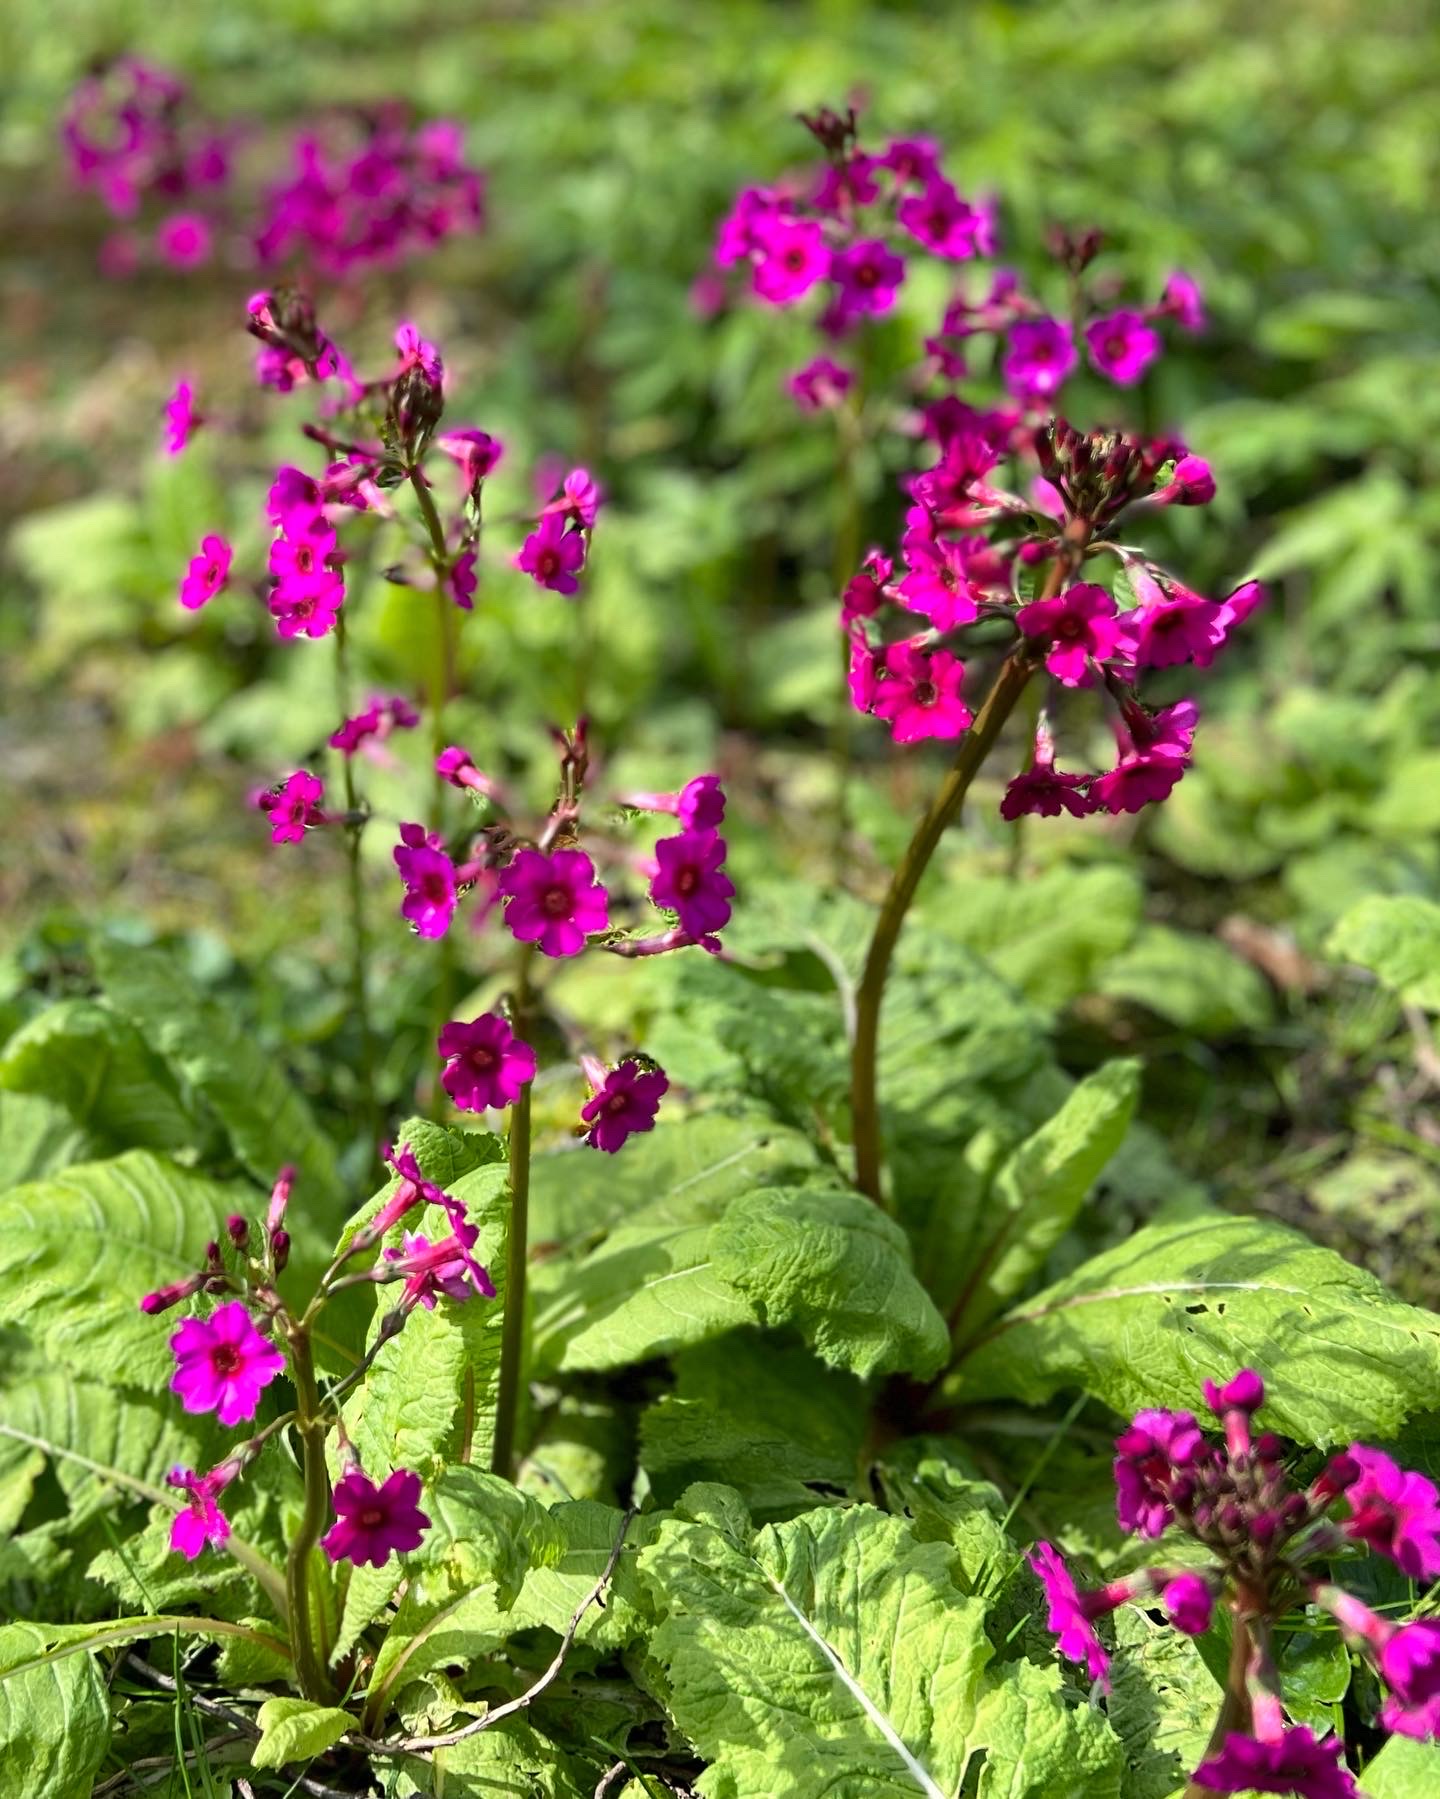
[321,1468,429,1569]
[156,212,212,269]
[382,1216,496,1309]
[751,215,829,304]
[896,178,986,260]
[1027,1542,1113,1689]
[259,770,325,845]
[1017,582,1121,685]
[1340,1446,1440,1578]
[649,829,735,940]
[871,642,973,744]
[438,1011,536,1112]
[897,533,982,632]
[498,846,609,958]
[516,511,586,595]
[169,1301,285,1428]
[437,426,504,491]
[1002,317,1076,404]
[1085,309,1162,386]
[788,356,854,412]
[394,822,459,939]
[163,378,198,455]
[449,548,478,610]
[167,1463,236,1559]
[1000,724,1097,821]
[179,534,232,610]
[1161,270,1206,332]
[1378,1620,1440,1739]
[1191,1726,1356,1798]
[832,237,906,320]
[581,1059,670,1153]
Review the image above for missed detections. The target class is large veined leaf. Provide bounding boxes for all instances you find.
[500,1500,656,1653]
[1327,895,1440,1009]
[0,1622,110,1799]
[92,939,343,1202]
[944,1059,1140,1337]
[1363,1735,1440,1797]
[709,1185,949,1379]
[0,999,197,1153]
[1095,926,1273,1034]
[946,1205,1440,1444]
[389,1718,590,1797]
[0,1091,103,1194]
[637,1486,1123,1799]
[0,1152,254,1386]
[1105,1607,1221,1799]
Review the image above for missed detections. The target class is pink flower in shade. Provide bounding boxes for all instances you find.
[1161,270,1206,333]
[831,238,906,319]
[581,1059,669,1153]
[650,829,735,939]
[751,215,829,304]
[1156,454,1216,506]
[449,549,478,610]
[1086,309,1163,386]
[1190,1728,1356,1798]
[1090,752,1188,815]
[516,512,586,595]
[1114,1409,1207,1538]
[438,1012,536,1112]
[1339,1447,1440,1579]
[880,137,941,186]
[167,1463,236,1560]
[1378,1619,1440,1740]
[1002,317,1077,404]
[1028,1542,1112,1689]
[179,534,232,610]
[265,466,325,534]
[321,1469,429,1569]
[259,770,325,845]
[394,822,459,939]
[715,185,778,267]
[163,378,197,455]
[156,212,213,268]
[896,536,982,632]
[842,550,895,625]
[437,427,504,490]
[1123,589,1228,670]
[1000,724,1096,821]
[871,642,973,744]
[678,774,726,830]
[169,1302,285,1428]
[897,179,985,260]
[498,846,609,958]
[788,356,854,412]
[848,627,881,713]
[1162,1572,1214,1637]
[1016,582,1122,685]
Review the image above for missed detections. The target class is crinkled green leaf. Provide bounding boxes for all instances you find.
[709,1185,949,1379]
[1106,1606,1220,1799]
[1096,926,1273,1034]
[1363,1734,1440,1797]
[390,1717,589,1796]
[0,1091,103,1194]
[872,1451,1014,1599]
[92,939,343,1201]
[251,1696,353,1770]
[502,1499,656,1652]
[0,1621,110,1799]
[1328,895,1440,1009]
[948,1206,1440,1445]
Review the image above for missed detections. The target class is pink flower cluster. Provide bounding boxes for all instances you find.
[1031,1370,1440,1795]
[515,467,602,596]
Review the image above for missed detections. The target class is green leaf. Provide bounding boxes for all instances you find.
[1106,1606,1220,1799]
[709,1185,950,1380]
[93,939,343,1202]
[1095,927,1273,1034]
[0,1152,250,1387]
[0,999,196,1152]
[947,1060,1140,1336]
[0,1621,110,1799]
[1328,896,1440,1010]
[0,1091,103,1194]
[390,1717,590,1796]
[871,1450,1014,1598]
[947,1206,1440,1444]
[251,1696,353,1770]
[502,1500,656,1653]
[1363,1734,1440,1797]
[637,1492,1123,1798]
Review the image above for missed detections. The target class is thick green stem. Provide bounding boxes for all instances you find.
[333,613,378,1146]
[490,1076,532,1481]
[849,524,1091,1202]
[283,1331,337,1703]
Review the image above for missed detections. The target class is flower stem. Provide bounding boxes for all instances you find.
[848,523,1090,1203]
[829,391,864,871]
[1183,1608,1254,1799]
[282,1328,337,1703]
[491,956,535,1482]
[333,612,378,1149]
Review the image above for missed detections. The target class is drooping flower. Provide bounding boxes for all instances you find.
[1162,1572,1214,1637]
[1160,270,1206,333]
[581,1059,669,1153]
[1001,317,1076,404]
[1340,1447,1440,1580]
[1377,1619,1440,1740]
[438,1012,536,1112]
[516,511,586,595]
[1090,752,1188,815]
[164,378,198,455]
[167,1463,236,1559]
[179,534,232,610]
[650,829,735,940]
[1016,582,1122,685]
[1190,1727,1356,1798]
[871,642,972,744]
[1028,1542,1112,1689]
[1085,309,1163,385]
[842,549,894,625]
[831,237,906,320]
[1114,1409,1207,1538]
[394,822,459,939]
[169,1302,285,1428]
[1000,724,1096,821]
[498,846,609,958]
[382,1216,495,1309]
[259,770,325,845]
[437,427,504,491]
[750,214,829,305]
[321,1469,429,1568]
[788,356,854,412]
[449,548,478,610]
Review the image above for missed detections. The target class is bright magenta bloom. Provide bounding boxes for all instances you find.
[394,822,459,939]
[1086,309,1163,385]
[1028,1542,1111,1689]
[546,467,602,529]
[265,466,325,533]
[1341,1447,1440,1579]
[498,846,609,957]
[449,549,478,610]
[1017,582,1121,686]
[321,1469,429,1568]
[1002,317,1076,404]
[383,1217,495,1309]
[516,512,586,595]
[1114,1409,1206,1538]
[437,427,504,491]
[438,1012,536,1112]
[1090,752,1188,815]
[179,534,231,610]
[751,215,828,304]
[1157,454,1216,506]
[842,550,894,624]
[169,1302,285,1428]
[1161,270,1206,332]
[1190,1727,1355,1797]
[1123,589,1227,670]
[167,1463,235,1560]
[260,770,325,845]
[897,178,984,259]
[832,237,906,320]
[164,378,197,455]
[897,535,982,632]
[678,774,726,830]
[582,1060,669,1153]
[156,212,212,268]
[1378,1620,1440,1740]
[871,642,972,744]
[1162,1572,1214,1637]
[650,829,735,939]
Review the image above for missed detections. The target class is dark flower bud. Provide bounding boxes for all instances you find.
[271,1228,291,1273]
[225,1213,249,1247]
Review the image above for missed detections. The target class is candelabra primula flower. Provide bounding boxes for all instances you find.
[896,533,983,632]
[449,548,478,610]
[1162,1571,1214,1637]
[581,1059,670,1153]
[842,550,894,624]
[545,467,603,530]
[498,846,609,958]
[1002,317,1076,404]
[438,1011,536,1112]
[330,694,418,756]
[516,511,587,595]
[1028,1542,1113,1689]
[168,1463,237,1559]
[437,427,504,492]
[1016,581,1121,685]
[1000,726,1096,821]
[383,1216,496,1309]
[179,534,232,610]
[1339,1446,1440,1579]
[1122,585,1228,670]
[321,1468,430,1568]
[1085,309,1162,386]
[1191,1727,1356,1799]
[870,641,973,744]
[164,378,198,455]
[751,215,830,304]
[394,822,459,939]
[789,356,854,412]
[896,178,987,260]
[649,829,735,939]
[1155,454,1217,507]
[1377,1621,1440,1740]
[1160,270,1207,333]
[169,1302,285,1428]
[258,770,326,845]
[831,237,906,320]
